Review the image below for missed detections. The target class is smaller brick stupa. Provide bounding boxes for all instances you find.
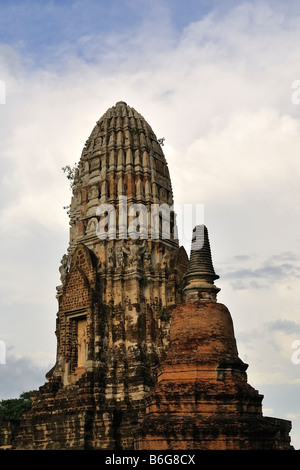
[134,225,293,450]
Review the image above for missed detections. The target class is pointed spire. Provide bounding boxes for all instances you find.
[187,225,219,280]
[184,225,220,303]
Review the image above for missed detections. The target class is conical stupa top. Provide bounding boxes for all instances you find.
[186,225,219,281]
[184,225,220,302]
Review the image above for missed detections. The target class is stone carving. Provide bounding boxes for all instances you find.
[77,319,87,369]
[72,190,81,208]
[94,136,102,148]
[93,242,105,271]
[159,187,167,202]
[143,246,152,272]
[88,186,99,200]
[122,240,146,268]
[59,254,69,284]
[1,102,291,453]
[116,246,125,269]
[161,251,169,270]
[86,217,98,235]
[107,247,115,269]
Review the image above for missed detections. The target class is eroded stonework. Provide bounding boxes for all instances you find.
[135,301,292,450]
[1,102,188,450]
[0,102,293,450]
[134,226,292,450]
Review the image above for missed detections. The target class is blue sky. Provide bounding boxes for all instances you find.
[0,0,300,449]
[0,0,212,67]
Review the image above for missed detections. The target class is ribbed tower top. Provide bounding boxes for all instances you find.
[184,225,220,303]
[68,102,176,251]
[80,101,170,181]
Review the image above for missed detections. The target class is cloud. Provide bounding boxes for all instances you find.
[179,109,300,203]
[216,248,300,294]
[0,348,53,400]
[222,260,300,289]
[266,319,300,335]
[0,0,300,447]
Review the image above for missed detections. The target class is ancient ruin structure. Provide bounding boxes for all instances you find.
[135,226,293,449]
[0,102,293,449]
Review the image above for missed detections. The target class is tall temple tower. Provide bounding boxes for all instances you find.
[54,101,188,392]
[0,102,293,450]
[10,101,189,450]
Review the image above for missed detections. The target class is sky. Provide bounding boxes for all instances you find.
[0,0,300,449]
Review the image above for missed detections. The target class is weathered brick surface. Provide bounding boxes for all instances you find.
[135,302,293,450]
[0,102,293,450]
[0,102,188,450]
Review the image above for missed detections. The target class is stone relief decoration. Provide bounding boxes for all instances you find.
[88,186,99,201]
[116,246,125,270]
[159,187,167,202]
[59,254,69,284]
[122,239,146,269]
[77,319,87,369]
[86,217,98,236]
[93,241,105,272]
[94,136,103,148]
[143,246,152,273]
[71,190,81,209]
[161,251,170,270]
[107,247,115,270]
